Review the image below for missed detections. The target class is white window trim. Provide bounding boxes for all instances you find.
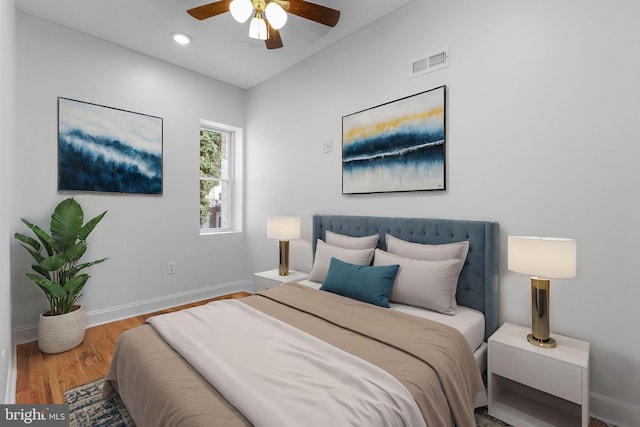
[199,119,243,235]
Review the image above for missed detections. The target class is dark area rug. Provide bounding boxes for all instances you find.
[65,379,135,427]
[65,378,513,426]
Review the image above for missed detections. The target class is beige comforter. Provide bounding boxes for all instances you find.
[148,299,426,427]
[104,283,484,427]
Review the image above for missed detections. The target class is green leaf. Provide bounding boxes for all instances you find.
[70,258,108,275]
[63,242,87,263]
[25,274,66,298]
[64,274,88,296]
[31,264,51,279]
[20,218,54,256]
[14,233,41,252]
[18,243,44,264]
[50,198,83,253]
[40,255,65,272]
[78,211,107,241]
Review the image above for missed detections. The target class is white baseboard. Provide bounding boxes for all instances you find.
[1,345,16,404]
[14,280,252,345]
[591,391,639,427]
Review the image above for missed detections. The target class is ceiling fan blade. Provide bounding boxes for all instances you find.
[266,26,284,49]
[187,0,232,20]
[287,0,340,27]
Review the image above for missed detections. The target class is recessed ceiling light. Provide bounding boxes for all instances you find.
[170,32,192,45]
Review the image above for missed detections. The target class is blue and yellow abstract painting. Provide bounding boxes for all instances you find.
[342,86,445,194]
[58,98,163,194]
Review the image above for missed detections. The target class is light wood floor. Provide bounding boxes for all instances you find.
[16,292,608,427]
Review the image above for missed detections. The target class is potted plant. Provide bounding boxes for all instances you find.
[14,197,108,353]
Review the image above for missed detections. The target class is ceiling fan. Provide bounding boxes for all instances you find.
[187,0,340,50]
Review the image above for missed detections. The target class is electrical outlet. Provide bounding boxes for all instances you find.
[322,140,332,153]
[167,262,176,275]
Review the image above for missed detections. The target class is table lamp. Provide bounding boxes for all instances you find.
[508,236,577,348]
[267,216,301,276]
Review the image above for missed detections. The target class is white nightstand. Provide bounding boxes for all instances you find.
[253,269,308,292]
[488,322,590,427]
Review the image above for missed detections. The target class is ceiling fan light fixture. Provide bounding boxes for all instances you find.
[265,2,287,30]
[186,0,340,50]
[229,0,253,23]
[249,14,268,40]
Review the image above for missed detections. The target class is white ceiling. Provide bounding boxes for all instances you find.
[15,0,413,89]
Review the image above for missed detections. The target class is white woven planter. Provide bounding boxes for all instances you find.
[38,305,86,354]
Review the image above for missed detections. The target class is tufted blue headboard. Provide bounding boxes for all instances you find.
[312,215,499,340]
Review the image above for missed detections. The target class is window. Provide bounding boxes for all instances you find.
[199,121,242,233]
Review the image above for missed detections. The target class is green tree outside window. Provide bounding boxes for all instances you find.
[200,129,221,227]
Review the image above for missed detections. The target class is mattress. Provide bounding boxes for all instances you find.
[298,278,485,354]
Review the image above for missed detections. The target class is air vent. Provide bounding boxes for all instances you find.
[409,47,449,78]
[429,51,447,68]
[412,58,429,74]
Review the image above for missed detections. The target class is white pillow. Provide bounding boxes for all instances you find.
[386,234,469,264]
[373,249,461,315]
[325,230,379,250]
[386,235,469,307]
[309,240,375,283]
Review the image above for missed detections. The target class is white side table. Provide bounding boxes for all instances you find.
[253,269,308,292]
[488,322,590,427]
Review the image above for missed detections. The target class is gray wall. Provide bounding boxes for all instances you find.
[0,0,16,404]
[244,1,640,425]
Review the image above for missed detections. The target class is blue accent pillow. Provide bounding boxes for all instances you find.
[320,257,400,307]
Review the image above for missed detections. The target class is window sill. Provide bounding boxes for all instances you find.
[199,229,242,236]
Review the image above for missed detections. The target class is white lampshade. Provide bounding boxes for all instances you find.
[267,217,300,240]
[265,2,287,30]
[508,236,577,279]
[229,0,253,23]
[249,15,268,40]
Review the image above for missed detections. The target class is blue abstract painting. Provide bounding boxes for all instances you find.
[342,86,445,194]
[58,97,163,194]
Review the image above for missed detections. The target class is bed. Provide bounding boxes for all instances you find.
[103,215,499,427]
